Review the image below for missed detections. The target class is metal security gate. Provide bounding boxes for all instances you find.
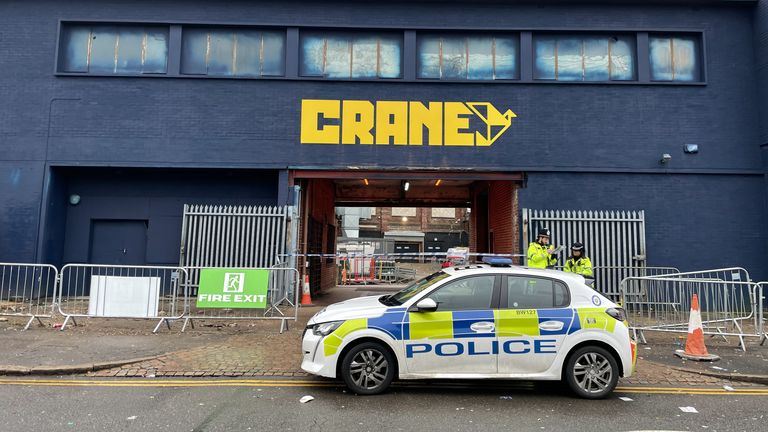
[179,205,295,299]
[522,209,650,297]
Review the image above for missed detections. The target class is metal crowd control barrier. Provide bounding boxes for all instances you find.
[57,264,188,333]
[591,266,680,300]
[180,265,300,333]
[758,282,768,345]
[620,272,763,351]
[0,263,58,330]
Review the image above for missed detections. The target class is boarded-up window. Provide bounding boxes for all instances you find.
[431,208,456,218]
[181,28,285,77]
[392,207,417,217]
[534,34,635,81]
[418,34,519,80]
[300,31,403,79]
[60,25,169,74]
[649,35,700,82]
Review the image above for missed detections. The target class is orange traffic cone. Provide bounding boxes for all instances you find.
[675,293,720,361]
[300,274,313,306]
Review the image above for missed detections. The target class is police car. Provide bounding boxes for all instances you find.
[301,258,637,399]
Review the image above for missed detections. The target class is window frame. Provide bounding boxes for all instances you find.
[56,23,171,75]
[532,32,638,83]
[298,29,404,80]
[54,20,706,86]
[500,275,571,310]
[647,32,705,83]
[416,32,521,82]
[179,26,287,78]
[408,274,502,312]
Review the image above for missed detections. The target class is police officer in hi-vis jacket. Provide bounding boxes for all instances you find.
[564,242,593,277]
[527,228,558,269]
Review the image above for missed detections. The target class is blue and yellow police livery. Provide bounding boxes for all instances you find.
[301,259,637,399]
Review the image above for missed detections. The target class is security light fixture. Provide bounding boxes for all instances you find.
[435,179,442,186]
[402,181,410,192]
[401,216,408,223]
[363,178,369,186]
[659,153,672,164]
[684,144,699,154]
[68,194,81,205]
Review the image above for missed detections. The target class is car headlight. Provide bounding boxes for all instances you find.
[312,321,344,336]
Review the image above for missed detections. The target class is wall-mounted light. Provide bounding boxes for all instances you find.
[684,144,699,154]
[401,216,408,223]
[68,194,81,206]
[435,179,442,186]
[363,178,369,186]
[402,181,410,192]
[659,153,672,164]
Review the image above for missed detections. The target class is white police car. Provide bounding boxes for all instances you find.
[301,258,637,399]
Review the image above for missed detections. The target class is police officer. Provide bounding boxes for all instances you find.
[527,228,558,269]
[564,242,593,277]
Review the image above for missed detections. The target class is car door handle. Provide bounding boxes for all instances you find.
[538,320,564,331]
[470,322,495,333]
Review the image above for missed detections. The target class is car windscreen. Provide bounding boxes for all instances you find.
[382,271,451,306]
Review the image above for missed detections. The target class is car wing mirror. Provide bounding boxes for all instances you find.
[415,298,438,312]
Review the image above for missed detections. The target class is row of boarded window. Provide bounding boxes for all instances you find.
[58,25,703,83]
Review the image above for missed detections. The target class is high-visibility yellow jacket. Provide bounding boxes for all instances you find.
[527,242,557,269]
[564,257,593,277]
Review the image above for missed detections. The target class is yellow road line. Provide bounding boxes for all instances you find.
[0,379,766,395]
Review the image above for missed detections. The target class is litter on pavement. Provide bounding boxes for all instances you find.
[300,395,315,403]
[679,407,699,413]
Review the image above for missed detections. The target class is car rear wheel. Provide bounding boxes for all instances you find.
[340,342,395,395]
[564,346,619,399]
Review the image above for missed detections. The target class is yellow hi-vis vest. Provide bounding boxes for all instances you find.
[527,242,557,269]
[564,257,593,277]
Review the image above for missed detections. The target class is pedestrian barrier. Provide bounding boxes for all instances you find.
[620,269,764,351]
[57,264,189,333]
[756,282,768,346]
[591,265,680,300]
[180,264,300,333]
[0,263,58,330]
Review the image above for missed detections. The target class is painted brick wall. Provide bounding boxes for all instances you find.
[519,172,768,280]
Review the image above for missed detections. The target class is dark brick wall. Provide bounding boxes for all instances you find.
[57,168,278,266]
[753,0,768,274]
[0,0,765,278]
[519,172,768,279]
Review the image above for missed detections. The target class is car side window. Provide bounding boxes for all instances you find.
[506,276,570,309]
[427,275,495,311]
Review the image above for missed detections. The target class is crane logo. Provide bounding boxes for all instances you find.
[465,102,517,146]
[300,99,517,146]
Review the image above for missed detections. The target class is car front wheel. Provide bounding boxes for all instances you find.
[564,346,619,399]
[340,342,395,395]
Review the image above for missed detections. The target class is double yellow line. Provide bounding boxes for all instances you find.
[0,378,766,395]
[615,386,768,396]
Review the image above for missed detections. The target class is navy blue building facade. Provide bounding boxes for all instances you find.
[0,0,766,278]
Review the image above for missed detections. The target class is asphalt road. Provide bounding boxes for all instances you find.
[0,378,766,432]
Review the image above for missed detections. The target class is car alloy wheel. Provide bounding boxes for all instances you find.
[341,342,395,395]
[565,346,619,399]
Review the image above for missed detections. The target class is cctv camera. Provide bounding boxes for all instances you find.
[660,153,672,164]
